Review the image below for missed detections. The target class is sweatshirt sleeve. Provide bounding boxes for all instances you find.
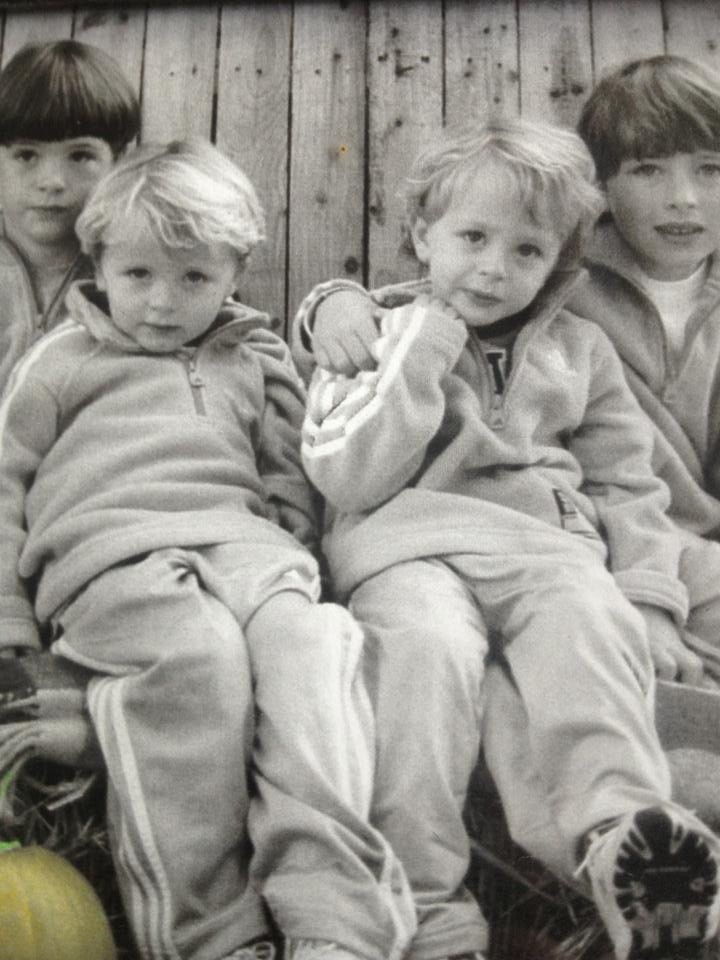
[570,328,688,623]
[302,296,468,513]
[290,278,372,384]
[246,327,320,550]
[0,368,59,651]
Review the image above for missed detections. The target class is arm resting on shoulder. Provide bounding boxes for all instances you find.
[302,295,468,513]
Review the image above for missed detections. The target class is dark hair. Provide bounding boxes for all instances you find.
[0,40,139,156]
[578,55,720,182]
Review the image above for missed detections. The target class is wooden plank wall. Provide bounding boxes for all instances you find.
[1,0,719,331]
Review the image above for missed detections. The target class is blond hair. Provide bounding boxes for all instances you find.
[402,117,603,271]
[76,139,265,262]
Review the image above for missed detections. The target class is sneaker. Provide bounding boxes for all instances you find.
[578,804,720,959]
[285,939,364,960]
[224,940,277,960]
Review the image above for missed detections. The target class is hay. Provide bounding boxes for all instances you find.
[0,759,136,959]
[5,758,718,960]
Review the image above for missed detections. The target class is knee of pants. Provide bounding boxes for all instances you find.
[351,561,488,662]
[350,563,487,728]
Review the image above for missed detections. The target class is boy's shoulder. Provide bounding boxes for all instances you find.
[219,298,304,383]
[3,317,95,401]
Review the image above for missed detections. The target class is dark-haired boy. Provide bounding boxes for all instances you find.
[0,39,140,391]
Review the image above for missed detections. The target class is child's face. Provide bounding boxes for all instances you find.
[96,213,243,353]
[604,151,720,280]
[411,164,562,327]
[0,138,114,252]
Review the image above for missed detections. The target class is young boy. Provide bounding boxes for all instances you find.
[0,140,415,960]
[0,39,140,395]
[573,55,720,669]
[299,118,720,960]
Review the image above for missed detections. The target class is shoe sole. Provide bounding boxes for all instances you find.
[613,807,719,959]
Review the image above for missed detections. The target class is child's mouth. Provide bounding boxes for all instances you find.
[31,206,69,220]
[467,289,502,305]
[655,222,704,237]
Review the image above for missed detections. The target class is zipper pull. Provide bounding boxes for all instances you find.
[488,393,505,429]
[187,361,204,387]
[185,357,207,415]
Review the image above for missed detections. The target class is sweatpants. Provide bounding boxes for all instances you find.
[349,532,671,956]
[483,531,720,879]
[51,543,415,960]
[350,559,489,960]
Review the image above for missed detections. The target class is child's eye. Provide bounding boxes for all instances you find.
[630,162,661,178]
[13,149,37,164]
[184,271,208,284]
[699,163,720,178]
[126,268,149,280]
[69,149,98,164]
[462,230,486,245]
[517,243,542,259]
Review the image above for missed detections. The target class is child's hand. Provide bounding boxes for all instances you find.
[314,290,382,374]
[636,603,705,686]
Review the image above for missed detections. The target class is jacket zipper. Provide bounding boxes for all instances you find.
[468,335,507,429]
[183,355,207,415]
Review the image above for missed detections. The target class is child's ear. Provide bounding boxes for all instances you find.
[410,217,431,265]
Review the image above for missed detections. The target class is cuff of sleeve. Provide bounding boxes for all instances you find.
[0,618,42,653]
[396,296,468,358]
[617,572,689,627]
[297,278,372,350]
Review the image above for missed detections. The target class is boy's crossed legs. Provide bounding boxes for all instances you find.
[51,543,415,960]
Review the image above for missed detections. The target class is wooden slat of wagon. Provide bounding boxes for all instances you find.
[286,1,366,324]
[1,9,72,63]
[517,0,592,128]
[141,4,218,142]
[73,6,145,101]
[367,1,442,289]
[445,0,520,127]
[590,0,664,80]
[216,2,291,327]
[665,0,720,72]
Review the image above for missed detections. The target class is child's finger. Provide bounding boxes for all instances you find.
[347,331,378,371]
[674,647,706,687]
[316,341,358,376]
[652,646,680,681]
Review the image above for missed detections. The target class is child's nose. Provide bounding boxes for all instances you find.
[475,244,506,279]
[667,169,699,209]
[149,280,175,310]
[36,158,67,192]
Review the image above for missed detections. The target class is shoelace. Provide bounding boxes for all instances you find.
[573,816,619,881]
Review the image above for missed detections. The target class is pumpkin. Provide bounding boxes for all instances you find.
[0,843,117,960]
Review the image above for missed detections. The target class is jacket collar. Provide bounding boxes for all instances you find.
[66,279,272,354]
